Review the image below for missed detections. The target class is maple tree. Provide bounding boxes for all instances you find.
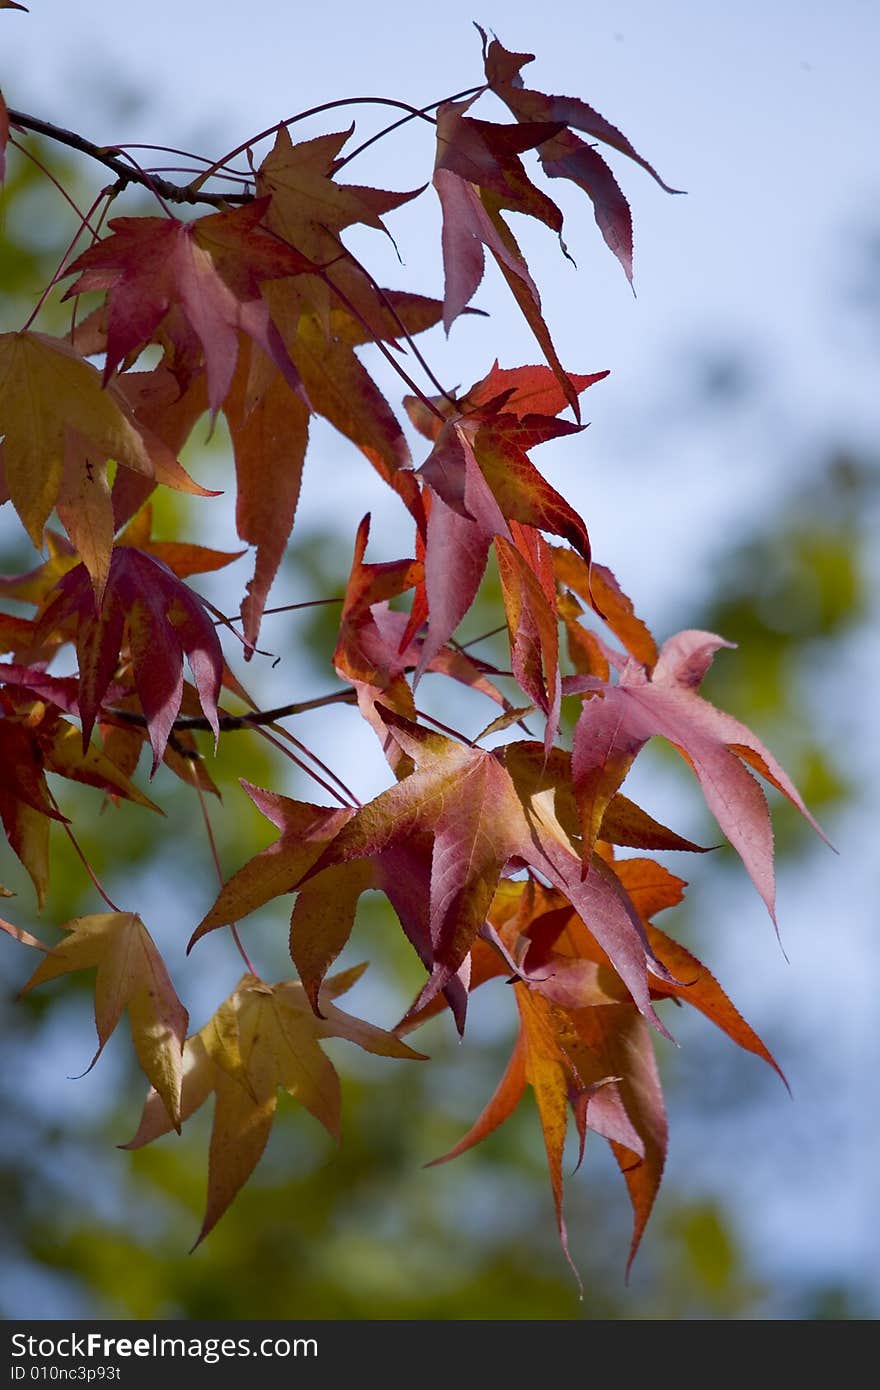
[0,15,829,1287]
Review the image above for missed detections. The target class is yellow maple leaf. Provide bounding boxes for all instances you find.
[0,331,211,595]
[20,911,188,1129]
[124,964,425,1244]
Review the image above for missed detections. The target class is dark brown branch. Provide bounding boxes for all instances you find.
[8,83,486,211]
[105,688,357,734]
[7,109,254,207]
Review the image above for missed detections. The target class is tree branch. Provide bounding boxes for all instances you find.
[7,109,254,207]
[7,82,486,211]
[105,688,357,734]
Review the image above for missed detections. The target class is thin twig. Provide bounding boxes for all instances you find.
[117,141,253,179]
[334,84,485,169]
[320,271,446,422]
[218,596,343,626]
[336,242,459,405]
[21,185,108,332]
[189,93,449,196]
[8,135,103,237]
[188,762,258,976]
[104,689,357,733]
[7,108,251,208]
[452,624,509,651]
[67,190,115,339]
[112,148,175,218]
[414,707,476,747]
[249,724,355,808]
[47,788,122,912]
[262,720,362,808]
[8,81,487,215]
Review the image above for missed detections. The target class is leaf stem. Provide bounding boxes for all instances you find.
[334,85,486,169]
[413,707,476,747]
[20,185,108,332]
[188,93,451,196]
[336,243,459,405]
[47,788,122,913]
[9,135,104,238]
[261,720,362,808]
[321,272,446,422]
[187,762,258,976]
[248,725,356,808]
[217,596,343,625]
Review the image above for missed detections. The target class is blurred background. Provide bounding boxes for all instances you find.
[0,0,877,1319]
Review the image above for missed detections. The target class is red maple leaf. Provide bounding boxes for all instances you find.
[480,32,683,286]
[37,549,223,770]
[63,200,314,413]
[403,363,606,682]
[566,629,830,914]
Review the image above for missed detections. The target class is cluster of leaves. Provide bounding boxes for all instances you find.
[0,19,825,1279]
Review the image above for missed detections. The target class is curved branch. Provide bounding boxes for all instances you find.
[7,108,254,207]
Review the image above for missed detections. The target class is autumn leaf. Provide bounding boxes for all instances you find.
[598,792,708,853]
[496,529,561,752]
[405,364,604,675]
[463,361,608,421]
[554,548,658,668]
[0,663,80,712]
[502,739,673,1034]
[480,32,682,285]
[259,125,419,255]
[108,365,212,532]
[37,548,223,770]
[430,982,603,1281]
[222,340,309,651]
[200,713,678,1037]
[433,98,563,332]
[408,843,782,1273]
[333,513,421,696]
[300,714,673,1030]
[0,692,160,903]
[412,361,603,554]
[63,200,314,414]
[190,789,356,953]
[0,916,47,950]
[256,272,425,534]
[566,629,829,914]
[0,332,211,573]
[477,197,581,412]
[0,716,63,905]
[19,911,188,1129]
[248,127,441,541]
[485,878,668,1272]
[303,716,529,1013]
[508,858,783,1090]
[196,719,525,1020]
[424,959,648,1281]
[123,965,424,1243]
[117,502,245,579]
[572,1003,667,1274]
[257,124,423,329]
[329,288,450,348]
